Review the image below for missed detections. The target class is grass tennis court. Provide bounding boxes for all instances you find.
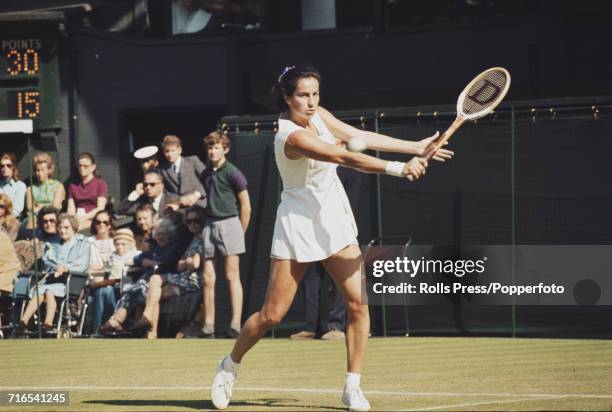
[2,337,611,411]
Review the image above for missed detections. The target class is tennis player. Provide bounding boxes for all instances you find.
[211,65,453,411]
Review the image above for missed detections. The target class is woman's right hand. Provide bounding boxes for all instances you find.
[403,157,428,181]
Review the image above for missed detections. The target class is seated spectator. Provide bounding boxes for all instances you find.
[0,193,19,241]
[99,218,183,335]
[0,229,21,294]
[13,207,61,271]
[160,199,192,252]
[109,228,141,290]
[67,153,108,231]
[87,210,116,333]
[133,203,157,252]
[130,206,205,338]
[128,146,161,200]
[88,210,115,272]
[35,207,61,243]
[18,214,90,333]
[117,171,179,215]
[134,146,160,174]
[0,230,21,336]
[0,153,26,218]
[158,135,207,208]
[25,152,65,229]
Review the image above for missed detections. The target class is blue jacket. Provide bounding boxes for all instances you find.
[43,234,90,283]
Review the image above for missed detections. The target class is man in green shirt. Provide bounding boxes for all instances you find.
[201,131,251,338]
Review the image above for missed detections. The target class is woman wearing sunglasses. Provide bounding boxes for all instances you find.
[87,210,117,333]
[0,153,26,219]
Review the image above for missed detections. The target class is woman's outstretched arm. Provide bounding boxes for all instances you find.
[317,106,453,161]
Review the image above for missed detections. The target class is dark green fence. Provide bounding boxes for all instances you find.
[217,97,612,338]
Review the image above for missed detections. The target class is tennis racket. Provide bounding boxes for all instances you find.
[425,67,511,160]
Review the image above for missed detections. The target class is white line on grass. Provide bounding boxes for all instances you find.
[0,386,611,400]
[402,395,569,411]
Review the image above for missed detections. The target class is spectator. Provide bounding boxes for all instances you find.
[87,210,117,333]
[18,214,90,333]
[133,203,157,252]
[0,230,21,337]
[117,170,179,215]
[35,207,61,243]
[88,210,115,272]
[0,153,26,218]
[158,135,207,208]
[25,152,65,229]
[99,218,183,335]
[134,146,160,174]
[0,193,20,241]
[0,229,20,294]
[130,206,205,338]
[201,131,251,338]
[67,152,108,231]
[128,146,161,200]
[13,207,61,271]
[108,228,141,292]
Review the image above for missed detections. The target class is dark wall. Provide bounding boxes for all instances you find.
[72,31,229,197]
[69,12,612,202]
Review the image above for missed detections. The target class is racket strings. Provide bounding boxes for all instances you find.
[462,70,509,117]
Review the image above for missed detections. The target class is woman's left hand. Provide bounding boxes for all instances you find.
[419,132,454,162]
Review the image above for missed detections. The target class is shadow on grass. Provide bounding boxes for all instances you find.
[83,398,346,410]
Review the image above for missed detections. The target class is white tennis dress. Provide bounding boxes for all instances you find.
[271,111,358,262]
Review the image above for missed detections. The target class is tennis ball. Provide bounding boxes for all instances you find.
[347,137,367,152]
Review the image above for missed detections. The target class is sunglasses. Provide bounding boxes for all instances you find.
[186,218,201,225]
[95,220,111,226]
[42,219,56,224]
[143,182,159,187]
[0,163,12,169]
[0,204,5,209]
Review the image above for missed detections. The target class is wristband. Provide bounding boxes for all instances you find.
[385,161,405,177]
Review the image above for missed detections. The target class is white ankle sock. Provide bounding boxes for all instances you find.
[223,355,240,372]
[345,372,361,389]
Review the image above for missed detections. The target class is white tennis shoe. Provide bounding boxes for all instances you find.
[211,358,237,409]
[341,386,371,411]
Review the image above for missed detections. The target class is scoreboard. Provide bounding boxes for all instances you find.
[0,31,61,131]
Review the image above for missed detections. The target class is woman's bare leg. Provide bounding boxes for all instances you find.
[111,307,128,324]
[43,290,57,326]
[21,293,46,324]
[230,258,309,363]
[142,274,163,337]
[322,244,369,373]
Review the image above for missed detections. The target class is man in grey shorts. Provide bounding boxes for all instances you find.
[201,131,251,338]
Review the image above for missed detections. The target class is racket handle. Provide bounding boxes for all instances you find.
[425,116,465,160]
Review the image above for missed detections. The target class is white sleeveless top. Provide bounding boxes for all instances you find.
[271,111,358,262]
